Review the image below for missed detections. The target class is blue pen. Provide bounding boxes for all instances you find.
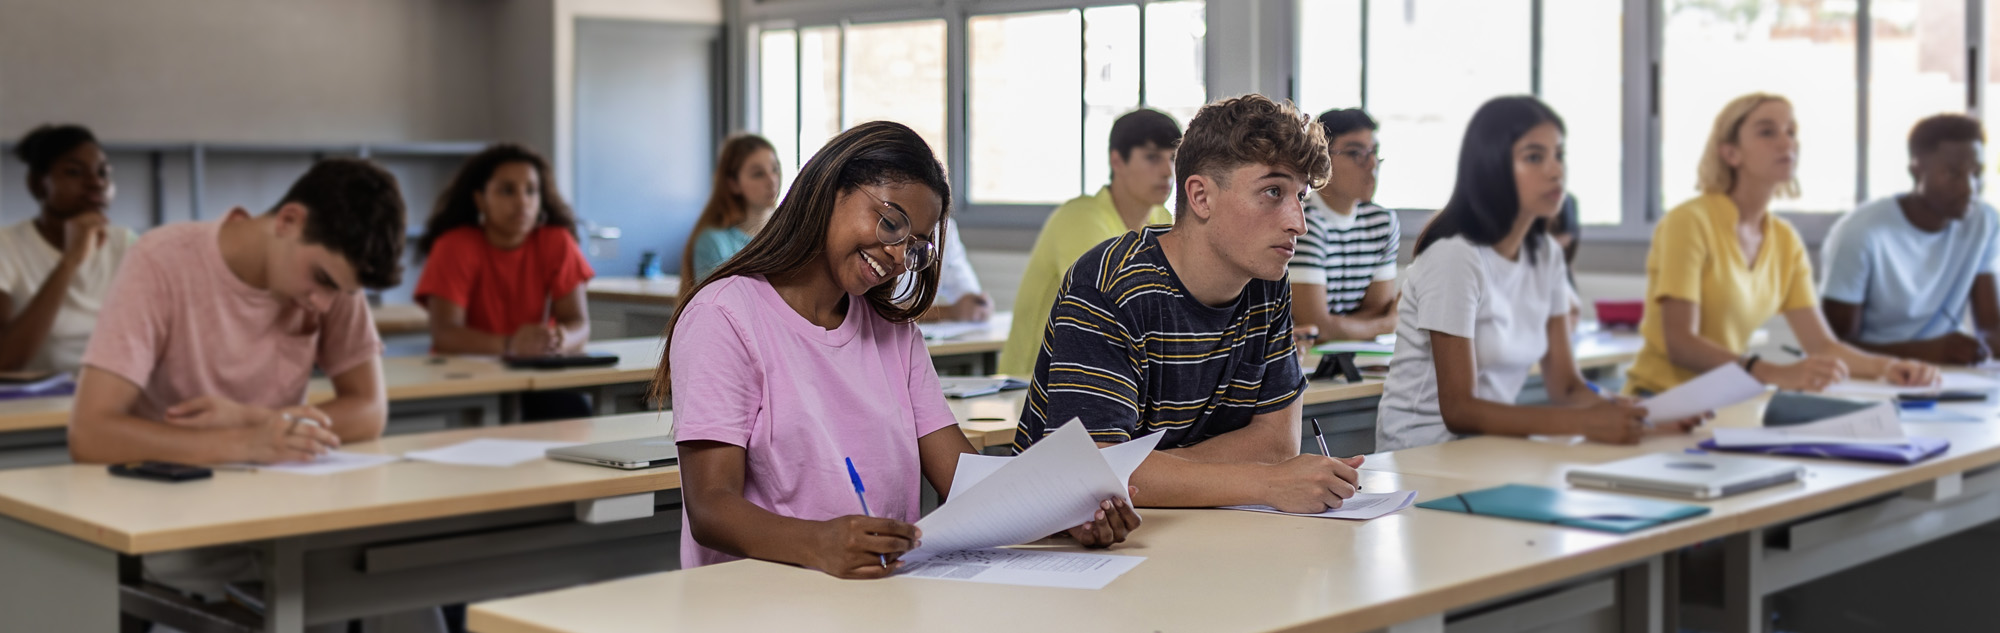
[844,457,888,568]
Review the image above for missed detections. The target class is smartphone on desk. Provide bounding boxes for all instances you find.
[108,461,214,483]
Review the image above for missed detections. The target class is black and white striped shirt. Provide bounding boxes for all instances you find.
[1013,227,1306,451]
[1287,197,1400,314]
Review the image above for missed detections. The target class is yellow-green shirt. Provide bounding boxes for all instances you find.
[998,186,1173,376]
[1626,194,1817,394]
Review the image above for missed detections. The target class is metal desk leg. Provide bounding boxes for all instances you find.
[1375,614,1444,633]
[0,515,121,632]
[264,538,307,633]
[1722,530,1766,633]
[1621,555,1665,633]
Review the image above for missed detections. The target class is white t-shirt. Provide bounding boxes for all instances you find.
[1376,235,1570,452]
[0,219,135,372]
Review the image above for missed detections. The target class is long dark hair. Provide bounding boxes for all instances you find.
[680,134,779,299]
[416,143,579,260]
[1415,96,1566,264]
[651,121,951,401]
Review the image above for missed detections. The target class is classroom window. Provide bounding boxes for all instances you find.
[1296,0,1363,118]
[798,25,842,167]
[1867,0,1968,203]
[970,10,1086,204]
[1660,0,1857,213]
[758,29,800,180]
[1082,5,1141,197]
[844,19,949,165]
[1540,0,1624,226]
[966,2,1208,205]
[1366,0,1533,211]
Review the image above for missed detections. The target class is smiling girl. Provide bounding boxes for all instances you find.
[657,122,1138,578]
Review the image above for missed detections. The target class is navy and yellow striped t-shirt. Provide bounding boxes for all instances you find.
[1013,226,1307,452]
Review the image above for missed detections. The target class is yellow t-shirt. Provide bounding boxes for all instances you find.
[998,186,1172,377]
[1625,194,1818,394]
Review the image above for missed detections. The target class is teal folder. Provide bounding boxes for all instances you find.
[1415,484,1710,534]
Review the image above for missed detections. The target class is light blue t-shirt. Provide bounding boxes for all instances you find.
[690,227,752,283]
[1819,196,2000,344]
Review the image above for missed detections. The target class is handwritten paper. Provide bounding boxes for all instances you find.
[249,451,400,476]
[912,420,1162,560]
[1639,363,1766,423]
[404,439,582,467]
[897,548,1145,589]
[1712,401,1907,447]
[1221,490,1417,520]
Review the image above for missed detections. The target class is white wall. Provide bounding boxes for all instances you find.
[0,0,499,143]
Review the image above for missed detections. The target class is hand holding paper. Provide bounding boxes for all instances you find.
[913,420,1161,560]
[1638,363,1765,423]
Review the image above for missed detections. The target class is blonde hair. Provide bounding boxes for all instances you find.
[1697,93,1800,199]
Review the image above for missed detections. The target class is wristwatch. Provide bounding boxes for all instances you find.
[1741,354,1761,375]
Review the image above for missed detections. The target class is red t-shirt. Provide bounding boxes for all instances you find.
[415,225,595,338]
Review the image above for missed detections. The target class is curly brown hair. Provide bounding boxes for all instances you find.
[277,158,407,290]
[417,143,579,260]
[1172,95,1332,216]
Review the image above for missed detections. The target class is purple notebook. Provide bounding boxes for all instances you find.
[1696,436,1950,465]
[0,374,76,401]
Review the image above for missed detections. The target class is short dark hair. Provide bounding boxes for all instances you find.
[1908,113,1985,158]
[1316,108,1379,141]
[276,159,407,290]
[1109,108,1183,162]
[13,124,99,187]
[1173,95,1331,216]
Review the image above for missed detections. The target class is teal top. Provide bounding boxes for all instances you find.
[690,227,752,283]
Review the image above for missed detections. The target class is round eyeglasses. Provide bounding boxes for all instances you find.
[855,186,937,273]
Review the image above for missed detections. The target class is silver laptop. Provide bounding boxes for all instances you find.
[546,436,680,470]
[1566,452,1803,500]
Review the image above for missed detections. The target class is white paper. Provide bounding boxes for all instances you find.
[1712,402,1908,447]
[1900,408,1985,423]
[945,432,1158,500]
[896,548,1145,589]
[403,439,582,467]
[1313,340,1394,355]
[1639,363,1766,423]
[920,321,986,341]
[1826,373,1998,398]
[911,420,1162,560]
[1220,490,1417,520]
[254,451,400,475]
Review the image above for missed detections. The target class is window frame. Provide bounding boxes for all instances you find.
[734,0,1992,243]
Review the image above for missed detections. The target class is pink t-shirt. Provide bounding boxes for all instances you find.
[81,218,382,421]
[670,275,959,568]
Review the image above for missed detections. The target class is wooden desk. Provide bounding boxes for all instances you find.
[1363,380,2000,633]
[585,276,681,306]
[0,414,685,633]
[369,303,431,336]
[470,469,1668,633]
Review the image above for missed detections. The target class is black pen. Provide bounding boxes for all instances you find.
[1781,345,1805,358]
[1311,418,1359,491]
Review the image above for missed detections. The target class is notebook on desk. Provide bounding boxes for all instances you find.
[1415,483,1711,533]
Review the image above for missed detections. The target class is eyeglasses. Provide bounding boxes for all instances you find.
[855,186,938,273]
[1332,147,1383,168]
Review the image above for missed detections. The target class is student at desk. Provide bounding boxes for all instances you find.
[1288,108,1400,342]
[680,133,781,294]
[66,161,436,629]
[1625,93,1939,395]
[0,124,133,373]
[998,108,1182,376]
[660,122,1137,579]
[415,143,596,420]
[1374,97,1702,453]
[1820,114,2000,365]
[1012,95,1367,514]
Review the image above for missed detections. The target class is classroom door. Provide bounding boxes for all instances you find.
[573,18,720,281]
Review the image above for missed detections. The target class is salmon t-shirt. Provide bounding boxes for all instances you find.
[81,217,382,421]
[414,225,595,338]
